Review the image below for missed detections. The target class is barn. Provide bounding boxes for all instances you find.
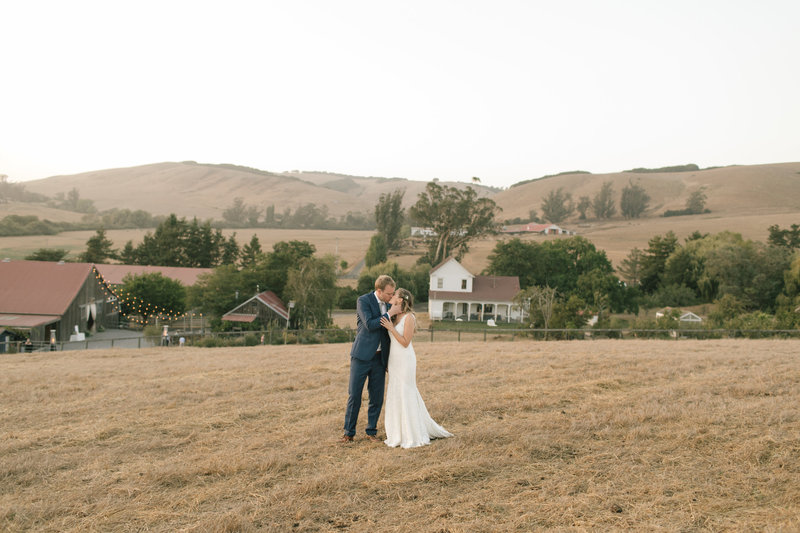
[0,260,119,344]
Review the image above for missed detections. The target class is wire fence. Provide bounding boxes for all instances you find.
[4,326,800,353]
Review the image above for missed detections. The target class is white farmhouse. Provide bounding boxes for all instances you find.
[427,257,523,323]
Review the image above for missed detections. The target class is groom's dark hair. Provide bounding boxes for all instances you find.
[375,275,395,291]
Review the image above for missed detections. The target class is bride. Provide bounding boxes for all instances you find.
[380,288,453,448]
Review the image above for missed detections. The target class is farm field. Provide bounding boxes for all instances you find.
[0,229,375,271]
[2,339,798,531]
[2,209,798,272]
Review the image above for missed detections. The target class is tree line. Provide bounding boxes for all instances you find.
[484,224,800,331]
[538,181,709,223]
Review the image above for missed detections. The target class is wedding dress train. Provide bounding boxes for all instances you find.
[384,314,453,448]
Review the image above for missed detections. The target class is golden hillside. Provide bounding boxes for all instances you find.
[21,162,496,220]
[495,162,800,221]
[6,161,799,268]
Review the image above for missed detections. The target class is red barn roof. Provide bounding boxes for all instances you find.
[0,260,96,315]
[222,291,289,322]
[95,264,212,286]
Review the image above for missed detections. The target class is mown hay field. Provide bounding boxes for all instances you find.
[2,339,799,532]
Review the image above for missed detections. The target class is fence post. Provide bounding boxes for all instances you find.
[430,328,434,342]
[458,331,461,342]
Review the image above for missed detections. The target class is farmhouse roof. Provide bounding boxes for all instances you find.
[0,260,96,316]
[222,290,289,322]
[429,257,455,275]
[95,264,212,286]
[429,257,473,277]
[429,275,520,302]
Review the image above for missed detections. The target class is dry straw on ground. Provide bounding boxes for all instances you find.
[2,339,799,532]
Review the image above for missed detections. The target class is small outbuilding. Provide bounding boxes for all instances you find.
[679,311,703,323]
[222,291,290,328]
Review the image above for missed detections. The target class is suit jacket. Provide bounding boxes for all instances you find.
[350,291,391,367]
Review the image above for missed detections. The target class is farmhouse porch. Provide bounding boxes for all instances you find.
[437,300,520,323]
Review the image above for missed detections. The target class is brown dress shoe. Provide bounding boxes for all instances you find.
[365,435,382,443]
[339,435,354,443]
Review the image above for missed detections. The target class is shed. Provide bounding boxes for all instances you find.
[222,291,290,328]
[679,311,703,323]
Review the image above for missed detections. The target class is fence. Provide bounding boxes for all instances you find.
[4,327,800,353]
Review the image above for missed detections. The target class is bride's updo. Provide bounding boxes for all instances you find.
[395,288,414,314]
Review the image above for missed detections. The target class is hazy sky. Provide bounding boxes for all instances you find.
[2,1,798,188]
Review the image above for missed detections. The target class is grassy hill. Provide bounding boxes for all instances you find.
[494,162,800,221]
[20,162,496,220]
[2,340,798,531]
[4,161,799,268]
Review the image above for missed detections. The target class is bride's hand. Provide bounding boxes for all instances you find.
[380,316,394,331]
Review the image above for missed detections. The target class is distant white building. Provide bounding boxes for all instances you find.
[411,227,467,238]
[501,223,575,235]
[427,258,523,323]
[679,311,703,323]
[410,227,437,237]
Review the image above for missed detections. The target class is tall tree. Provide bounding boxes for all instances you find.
[639,231,679,293]
[620,179,650,218]
[576,196,591,220]
[137,214,188,266]
[240,234,263,267]
[120,272,186,324]
[540,188,575,223]
[767,224,800,250]
[617,247,643,287]
[222,197,247,226]
[119,241,137,264]
[685,187,708,214]
[220,233,240,265]
[80,228,116,263]
[264,204,276,226]
[186,265,245,319]
[245,240,317,300]
[184,218,223,268]
[374,189,405,250]
[25,248,69,262]
[592,181,617,219]
[409,182,499,265]
[285,255,338,328]
[365,234,388,267]
[244,205,261,227]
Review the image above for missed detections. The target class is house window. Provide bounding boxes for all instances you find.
[437,278,443,289]
[461,279,467,290]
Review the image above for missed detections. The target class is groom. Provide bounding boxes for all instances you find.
[341,274,399,442]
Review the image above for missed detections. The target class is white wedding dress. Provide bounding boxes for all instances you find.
[384,314,453,448]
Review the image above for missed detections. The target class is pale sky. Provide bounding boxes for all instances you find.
[2,1,798,189]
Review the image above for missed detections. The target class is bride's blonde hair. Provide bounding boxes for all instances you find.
[395,288,414,315]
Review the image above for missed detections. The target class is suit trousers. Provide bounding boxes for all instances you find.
[343,351,386,436]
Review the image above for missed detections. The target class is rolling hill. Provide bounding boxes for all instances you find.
[19,162,497,220]
[5,161,800,269]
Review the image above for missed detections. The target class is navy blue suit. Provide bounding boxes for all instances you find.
[343,291,391,437]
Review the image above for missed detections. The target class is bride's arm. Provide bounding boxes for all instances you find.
[382,314,415,348]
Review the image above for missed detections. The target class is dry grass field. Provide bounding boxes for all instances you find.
[0,229,374,270]
[3,207,798,273]
[2,339,798,532]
